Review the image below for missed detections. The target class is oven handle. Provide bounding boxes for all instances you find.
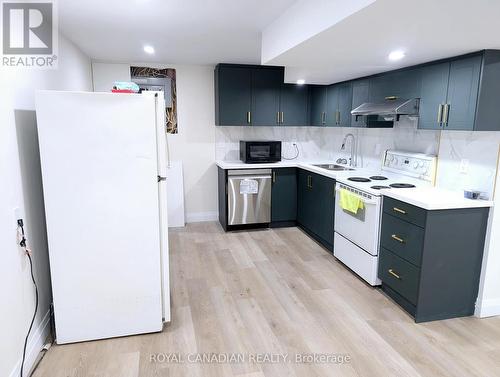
[335,188,378,205]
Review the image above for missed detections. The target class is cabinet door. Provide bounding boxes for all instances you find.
[369,74,392,102]
[280,84,309,126]
[297,169,312,228]
[326,85,339,126]
[311,174,335,247]
[251,68,282,126]
[216,66,252,126]
[271,168,297,222]
[309,86,327,126]
[370,70,420,102]
[444,56,482,130]
[351,79,370,127]
[418,63,450,130]
[337,82,353,126]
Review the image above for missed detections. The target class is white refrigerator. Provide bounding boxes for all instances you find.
[35,90,170,344]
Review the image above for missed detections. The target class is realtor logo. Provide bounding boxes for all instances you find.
[1,0,58,68]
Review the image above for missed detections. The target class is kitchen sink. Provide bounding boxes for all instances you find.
[313,164,355,171]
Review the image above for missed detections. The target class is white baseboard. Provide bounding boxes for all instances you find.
[185,211,218,223]
[475,298,500,318]
[9,310,51,377]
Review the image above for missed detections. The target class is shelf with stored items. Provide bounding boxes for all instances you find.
[378,196,489,322]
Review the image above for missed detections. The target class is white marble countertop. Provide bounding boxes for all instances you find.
[216,160,494,210]
[380,187,494,210]
[215,160,364,180]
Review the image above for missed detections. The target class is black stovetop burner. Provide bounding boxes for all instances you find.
[389,183,416,188]
[371,185,391,190]
[348,177,371,183]
[370,175,388,180]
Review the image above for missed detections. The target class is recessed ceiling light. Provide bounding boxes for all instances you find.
[143,45,155,54]
[296,79,306,85]
[388,50,405,61]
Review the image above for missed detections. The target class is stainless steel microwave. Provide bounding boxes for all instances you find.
[239,141,281,163]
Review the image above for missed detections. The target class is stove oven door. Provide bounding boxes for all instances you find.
[334,186,382,256]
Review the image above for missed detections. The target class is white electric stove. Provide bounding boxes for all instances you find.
[333,150,437,286]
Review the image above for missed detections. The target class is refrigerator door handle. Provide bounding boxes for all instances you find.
[157,175,167,182]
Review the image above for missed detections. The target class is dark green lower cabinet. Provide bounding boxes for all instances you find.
[271,168,297,226]
[297,169,335,251]
[379,197,489,322]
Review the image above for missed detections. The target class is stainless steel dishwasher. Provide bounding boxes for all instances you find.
[227,169,272,225]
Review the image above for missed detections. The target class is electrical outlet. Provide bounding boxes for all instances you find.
[459,159,469,174]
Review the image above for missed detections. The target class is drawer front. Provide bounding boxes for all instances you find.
[383,197,427,228]
[379,248,420,305]
[381,214,424,266]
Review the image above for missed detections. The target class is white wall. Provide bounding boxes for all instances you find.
[169,65,217,222]
[91,62,218,222]
[0,34,92,377]
[434,131,500,317]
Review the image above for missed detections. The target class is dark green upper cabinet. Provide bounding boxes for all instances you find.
[251,67,283,126]
[326,83,352,127]
[337,83,353,126]
[309,86,327,126]
[279,84,309,126]
[418,53,490,131]
[271,168,297,223]
[215,64,282,126]
[326,85,339,126]
[325,85,339,127]
[444,56,482,130]
[418,63,450,130]
[351,79,370,127]
[215,65,252,126]
[369,69,421,102]
[216,51,500,131]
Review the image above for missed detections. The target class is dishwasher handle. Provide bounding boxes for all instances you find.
[229,175,271,180]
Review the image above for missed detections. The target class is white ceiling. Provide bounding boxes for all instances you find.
[59,0,295,64]
[264,0,500,84]
[61,0,500,84]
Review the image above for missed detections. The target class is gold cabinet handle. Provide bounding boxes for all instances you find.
[307,175,312,189]
[437,104,443,126]
[322,112,326,125]
[247,111,251,124]
[442,103,450,126]
[393,207,406,214]
[385,96,398,100]
[276,112,280,124]
[388,269,401,279]
[336,110,340,125]
[391,234,405,243]
[280,111,284,124]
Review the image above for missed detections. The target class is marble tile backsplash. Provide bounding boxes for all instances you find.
[215,117,500,199]
[437,131,500,199]
[215,117,440,166]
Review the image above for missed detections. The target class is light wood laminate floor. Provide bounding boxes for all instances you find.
[33,222,500,377]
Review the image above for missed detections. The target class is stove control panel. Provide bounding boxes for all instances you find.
[383,150,437,182]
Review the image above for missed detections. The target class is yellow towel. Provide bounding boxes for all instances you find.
[339,189,364,214]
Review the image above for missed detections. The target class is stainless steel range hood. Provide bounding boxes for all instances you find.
[351,98,420,119]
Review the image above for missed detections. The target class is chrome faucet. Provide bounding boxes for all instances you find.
[341,133,357,167]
